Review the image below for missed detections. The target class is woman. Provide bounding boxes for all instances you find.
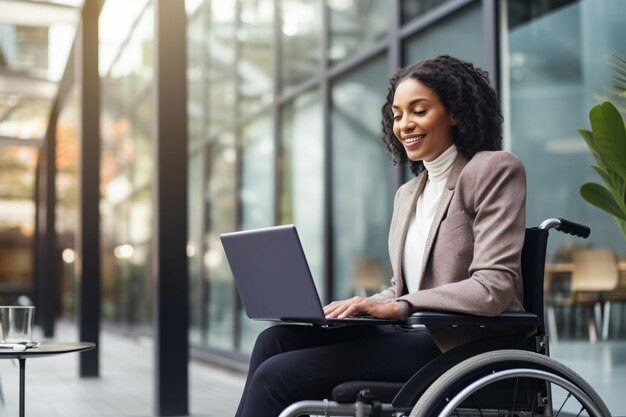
[235,55,526,417]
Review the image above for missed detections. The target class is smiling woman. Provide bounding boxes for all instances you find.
[391,78,455,163]
[235,55,528,417]
[381,55,503,176]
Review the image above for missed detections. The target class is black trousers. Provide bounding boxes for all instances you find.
[235,324,441,417]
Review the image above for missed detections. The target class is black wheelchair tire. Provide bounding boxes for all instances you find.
[410,350,611,417]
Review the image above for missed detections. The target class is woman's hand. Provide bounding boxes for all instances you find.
[323,297,398,319]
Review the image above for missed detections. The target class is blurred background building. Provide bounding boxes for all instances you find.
[0,0,625,395]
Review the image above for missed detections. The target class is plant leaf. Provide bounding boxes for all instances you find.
[589,102,626,180]
[613,75,626,88]
[592,165,615,189]
[578,129,605,167]
[618,219,626,241]
[580,183,626,221]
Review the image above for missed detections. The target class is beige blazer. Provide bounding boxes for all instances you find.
[373,151,527,351]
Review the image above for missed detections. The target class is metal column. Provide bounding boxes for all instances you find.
[38,112,57,339]
[76,0,102,378]
[153,0,189,415]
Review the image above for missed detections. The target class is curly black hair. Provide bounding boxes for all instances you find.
[381,55,502,176]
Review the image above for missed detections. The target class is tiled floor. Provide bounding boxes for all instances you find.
[551,341,626,416]
[0,322,245,416]
[0,322,623,417]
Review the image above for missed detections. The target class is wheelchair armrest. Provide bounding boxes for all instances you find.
[406,310,540,327]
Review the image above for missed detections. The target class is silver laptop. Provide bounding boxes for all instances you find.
[220,225,402,326]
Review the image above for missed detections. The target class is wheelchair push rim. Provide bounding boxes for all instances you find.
[436,368,605,417]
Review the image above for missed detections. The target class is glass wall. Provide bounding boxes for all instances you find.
[240,115,274,230]
[280,0,321,91]
[204,134,237,350]
[239,0,274,116]
[56,87,80,316]
[503,0,626,340]
[0,6,77,310]
[327,0,388,64]
[404,1,484,68]
[100,0,154,330]
[183,0,486,356]
[280,90,324,291]
[87,0,626,364]
[331,57,393,299]
[0,144,37,304]
[206,0,236,134]
[188,152,204,344]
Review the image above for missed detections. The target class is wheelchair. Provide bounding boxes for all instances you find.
[279,218,612,417]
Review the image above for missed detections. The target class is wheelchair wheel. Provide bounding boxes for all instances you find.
[410,350,611,417]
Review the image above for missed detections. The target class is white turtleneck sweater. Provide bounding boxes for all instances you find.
[403,145,458,294]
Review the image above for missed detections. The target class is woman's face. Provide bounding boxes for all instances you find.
[391,77,455,162]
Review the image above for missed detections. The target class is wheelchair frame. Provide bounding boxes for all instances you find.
[278,218,612,417]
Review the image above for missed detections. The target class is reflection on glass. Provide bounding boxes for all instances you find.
[240,115,274,230]
[189,152,203,344]
[240,89,325,353]
[105,5,154,103]
[0,97,52,140]
[0,24,48,75]
[205,133,237,350]
[403,2,484,68]
[100,4,154,329]
[99,0,150,75]
[331,56,393,300]
[400,0,448,25]
[280,89,324,291]
[0,144,37,304]
[328,0,388,65]
[129,187,151,243]
[188,5,205,143]
[280,0,321,91]
[128,190,152,328]
[239,0,274,116]
[208,0,236,134]
[133,93,153,190]
[56,87,80,316]
[504,0,626,263]
[238,115,275,352]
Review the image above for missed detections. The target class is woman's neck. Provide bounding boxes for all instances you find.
[423,145,458,182]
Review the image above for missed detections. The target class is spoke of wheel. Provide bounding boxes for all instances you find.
[529,379,540,417]
[511,377,520,417]
[575,406,585,417]
[496,372,503,417]
[554,392,572,417]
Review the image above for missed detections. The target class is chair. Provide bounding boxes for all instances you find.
[600,257,626,339]
[546,249,619,342]
[279,218,612,417]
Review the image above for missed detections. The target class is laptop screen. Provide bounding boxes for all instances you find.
[221,225,326,322]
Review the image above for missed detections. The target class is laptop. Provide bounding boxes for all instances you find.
[220,225,402,326]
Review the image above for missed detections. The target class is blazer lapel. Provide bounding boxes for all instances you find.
[418,154,469,288]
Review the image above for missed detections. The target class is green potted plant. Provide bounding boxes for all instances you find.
[579,101,626,239]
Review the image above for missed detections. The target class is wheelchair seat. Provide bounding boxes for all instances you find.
[278,218,612,417]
